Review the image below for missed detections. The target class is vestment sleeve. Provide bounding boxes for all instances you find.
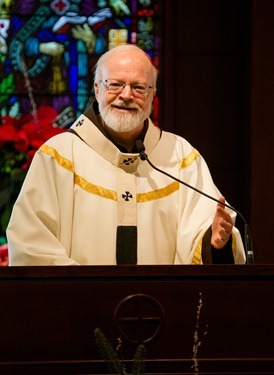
[7,148,79,265]
[174,148,246,264]
[201,226,235,264]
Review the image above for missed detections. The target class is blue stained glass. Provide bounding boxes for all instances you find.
[124,17,131,26]
[0,0,162,124]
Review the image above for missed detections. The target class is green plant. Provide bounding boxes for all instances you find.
[94,328,146,375]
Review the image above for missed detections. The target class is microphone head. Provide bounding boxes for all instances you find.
[136,140,145,153]
[136,140,147,160]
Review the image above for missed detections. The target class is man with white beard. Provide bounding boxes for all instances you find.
[7,44,246,265]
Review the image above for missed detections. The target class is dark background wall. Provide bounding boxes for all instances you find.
[160,0,274,263]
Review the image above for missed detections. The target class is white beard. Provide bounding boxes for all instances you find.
[99,101,148,133]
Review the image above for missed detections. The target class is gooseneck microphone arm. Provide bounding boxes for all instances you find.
[136,140,254,264]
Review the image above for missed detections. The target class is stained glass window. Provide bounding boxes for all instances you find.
[0,0,162,248]
[0,0,161,126]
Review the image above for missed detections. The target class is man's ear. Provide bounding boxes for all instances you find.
[94,82,99,100]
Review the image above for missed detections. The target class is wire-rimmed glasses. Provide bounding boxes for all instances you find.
[100,79,153,97]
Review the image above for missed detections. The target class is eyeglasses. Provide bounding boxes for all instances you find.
[100,79,153,97]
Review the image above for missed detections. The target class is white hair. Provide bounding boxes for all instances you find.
[93,44,158,87]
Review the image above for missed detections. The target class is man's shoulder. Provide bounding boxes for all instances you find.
[160,129,194,151]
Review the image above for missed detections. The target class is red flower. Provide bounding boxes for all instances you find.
[22,107,64,150]
[0,105,65,166]
[0,243,8,266]
[0,122,19,142]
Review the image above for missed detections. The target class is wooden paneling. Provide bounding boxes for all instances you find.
[0,265,273,374]
[160,0,274,263]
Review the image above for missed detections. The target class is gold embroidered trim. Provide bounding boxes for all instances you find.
[74,175,117,201]
[232,232,236,258]
[192,231,238,264]
[137,181,179,203]
[180,149,200,169]
[40,145,179,202]
[191,236,203,264]
[40,144,74,172]
[40,145,117,201]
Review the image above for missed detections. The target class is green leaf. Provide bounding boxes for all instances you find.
[132,344,146,375]
[0,186,12,209]
[0,73,15,96]
[10,168,27,182]
[0,203,13,234]
[94,328,127,374]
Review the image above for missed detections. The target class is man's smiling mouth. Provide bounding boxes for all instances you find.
[112,105,137,111]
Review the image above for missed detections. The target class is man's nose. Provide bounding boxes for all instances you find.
[119,84,134,99]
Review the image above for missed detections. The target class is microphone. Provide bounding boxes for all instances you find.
[136,140,254,265]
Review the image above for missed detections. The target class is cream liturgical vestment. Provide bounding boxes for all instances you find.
[7,110,246,265]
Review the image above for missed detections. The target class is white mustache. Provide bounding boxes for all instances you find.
[111,101,140,110]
